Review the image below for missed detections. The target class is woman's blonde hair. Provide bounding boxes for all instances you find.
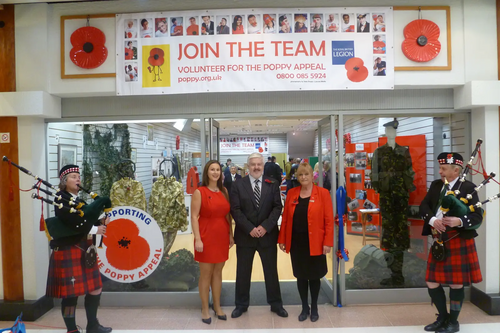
[296,162,313,177]
[313,163,320,173]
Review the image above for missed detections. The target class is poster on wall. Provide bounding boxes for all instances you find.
[116,7,394,95]
[220,136,269,155]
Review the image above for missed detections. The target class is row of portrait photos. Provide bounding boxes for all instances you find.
[123,12,388,38]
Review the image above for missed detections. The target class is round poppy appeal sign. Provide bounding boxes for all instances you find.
[96,206,164,283]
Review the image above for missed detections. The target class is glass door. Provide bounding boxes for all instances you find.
[199,118,220,170]
[209,118,220,162]
[317,115,343,306]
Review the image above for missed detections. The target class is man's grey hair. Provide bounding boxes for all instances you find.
[248,152,264,164]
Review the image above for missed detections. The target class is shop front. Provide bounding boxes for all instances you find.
[44,96,475,308]
[0,0,499,321]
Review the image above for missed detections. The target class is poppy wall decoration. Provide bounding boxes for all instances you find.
[393,6,451,71]
[402,19,441,62]
[61,14,116,79]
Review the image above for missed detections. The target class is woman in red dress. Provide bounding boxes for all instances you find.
[191,160,234,324]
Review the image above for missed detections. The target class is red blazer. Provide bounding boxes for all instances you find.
[278,185,334,256]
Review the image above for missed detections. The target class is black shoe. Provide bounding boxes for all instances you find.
[201,317,212,325]
[231,307,247,318]
[212,305,227,320]
[436,321,459,333]
[298,308,309,322]
[86,321,112,333]
[271,306,288,318]
[424,316,448,332]
[310,309,319,322]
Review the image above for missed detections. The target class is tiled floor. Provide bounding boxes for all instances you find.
[2,302,500,332]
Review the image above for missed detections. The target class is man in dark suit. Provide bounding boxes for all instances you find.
[201,15,214,35]
[420,152,483,333]
[223,165,242,194]
[223,158,232,180]
[230,152,287,318]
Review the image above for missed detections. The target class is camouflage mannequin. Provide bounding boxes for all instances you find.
[371,120,414,286]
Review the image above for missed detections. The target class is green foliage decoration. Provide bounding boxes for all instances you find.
[81,124,132,198]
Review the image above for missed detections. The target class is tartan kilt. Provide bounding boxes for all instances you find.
[426,231,482,285]
[46,239,102,298]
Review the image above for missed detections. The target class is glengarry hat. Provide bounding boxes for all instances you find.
[59,164,80,179]
[437,152,464,167]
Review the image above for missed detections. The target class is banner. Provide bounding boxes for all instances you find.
[220,136,269,155]
[116,7,393,95]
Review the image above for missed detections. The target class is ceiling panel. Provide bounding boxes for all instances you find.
[191,117,321,135]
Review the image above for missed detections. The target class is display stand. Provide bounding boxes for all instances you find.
[359,209,381,245]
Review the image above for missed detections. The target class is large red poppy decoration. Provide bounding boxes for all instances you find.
[70,26,108,69]
[104,219,150,270]
[148,48,164,67]
[402,19,441,62]
[345,57,368,82]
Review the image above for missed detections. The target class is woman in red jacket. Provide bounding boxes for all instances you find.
[278,162,333,322]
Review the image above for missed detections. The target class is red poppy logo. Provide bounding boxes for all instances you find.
[147,48,165,82]
[264,179,274,184]
[104,219,150,270]
[345,57,368,82]
[70,26,108,69]
[258,147,264,153]
[402,19,441,62]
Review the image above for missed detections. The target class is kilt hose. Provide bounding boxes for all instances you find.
[46,239,102,298]
[426,231,482,285]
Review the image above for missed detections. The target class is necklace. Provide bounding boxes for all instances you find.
[207,186,219,192]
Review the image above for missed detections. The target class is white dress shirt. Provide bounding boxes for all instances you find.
[248,174,263,193]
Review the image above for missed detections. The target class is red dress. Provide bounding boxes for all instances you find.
[194,187,230,263]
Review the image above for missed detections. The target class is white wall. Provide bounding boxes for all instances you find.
[471,106,500,295]
[127,123,201,202]
[13,0,489,97]
[18,118,50,299]
[47,122,202,203]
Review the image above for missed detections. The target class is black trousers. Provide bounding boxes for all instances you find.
[235,244,282,309]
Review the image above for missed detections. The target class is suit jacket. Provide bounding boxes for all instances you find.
[223,173,242,194]
[278,185,334,256]
[419,178,482,238]
[202,21,214,34]
[358,23,370,32]
[230,175,282,247]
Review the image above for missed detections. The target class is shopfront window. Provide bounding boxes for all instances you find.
[340,114,469,290]
[47,120,201,292]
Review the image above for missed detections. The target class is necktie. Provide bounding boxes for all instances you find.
[436,185,447,213]
[254,179,261,208]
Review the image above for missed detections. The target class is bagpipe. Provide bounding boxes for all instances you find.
[2,156,112,242]
[440,139,499,221]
